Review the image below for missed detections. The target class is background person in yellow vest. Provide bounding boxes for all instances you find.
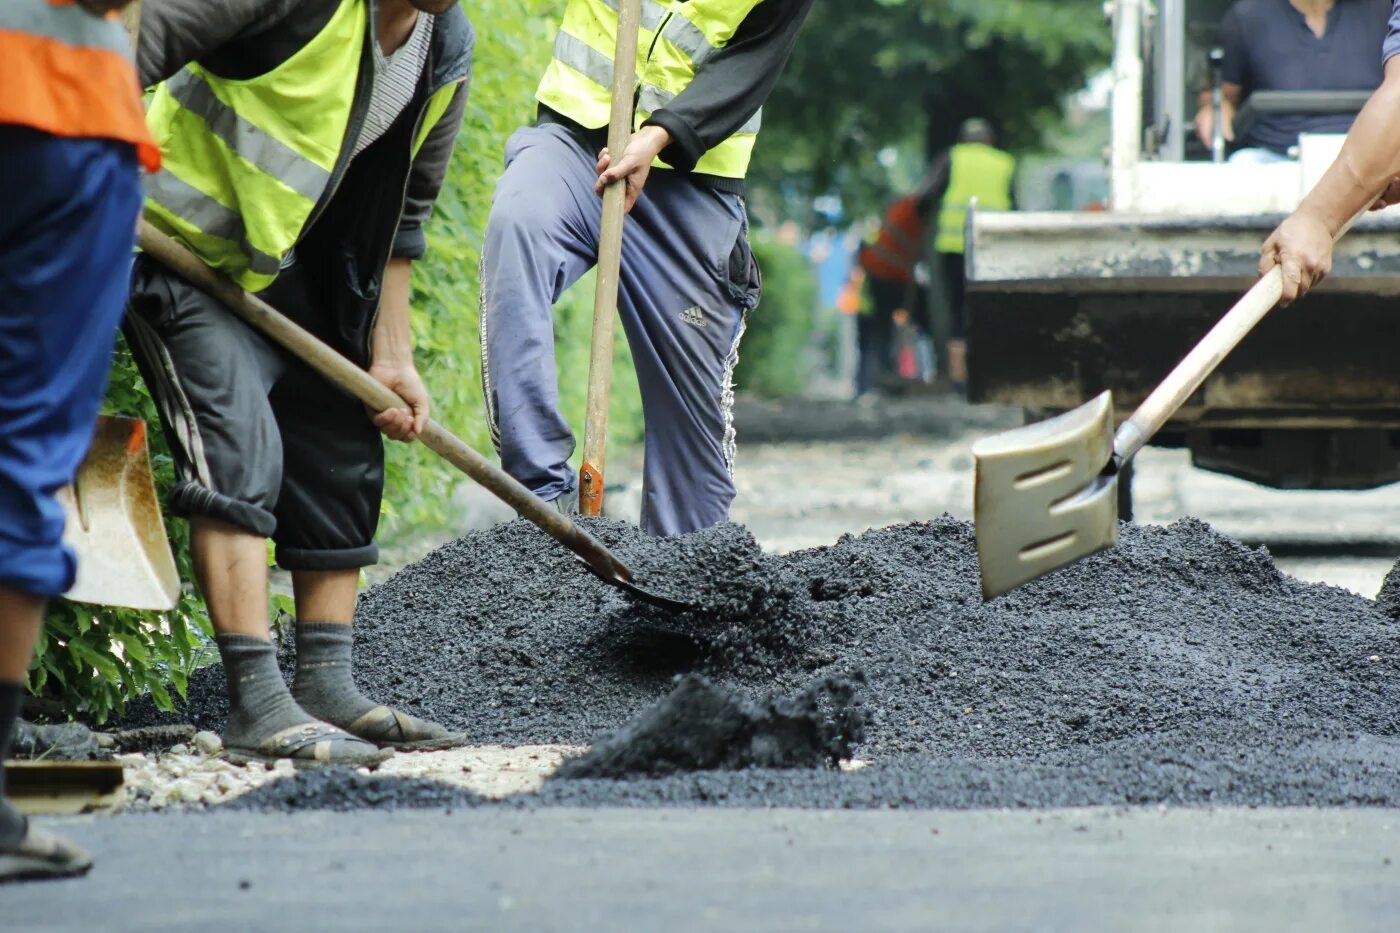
[480,0,815,536]
[933,117,1016,392]
[125,0,473,767]
[0,0,158,881]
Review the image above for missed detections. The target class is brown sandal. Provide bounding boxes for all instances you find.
[224,722,391,769]
[345,706,467,752]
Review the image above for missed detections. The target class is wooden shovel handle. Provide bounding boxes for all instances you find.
[1114,208,1366,462]
[136,221,635,585]
[578,0,643,516]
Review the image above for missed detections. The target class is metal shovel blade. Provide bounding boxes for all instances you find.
[57,416,180,611]
[972,392,1119,599]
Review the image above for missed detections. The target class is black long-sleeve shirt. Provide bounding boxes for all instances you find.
[541,0,814,192]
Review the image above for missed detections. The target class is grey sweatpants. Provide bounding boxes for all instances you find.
[481,123,761,535]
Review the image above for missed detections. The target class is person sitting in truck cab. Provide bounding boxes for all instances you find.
[1194,0,1390,164]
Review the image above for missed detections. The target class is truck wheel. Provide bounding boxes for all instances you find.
[1117,460,1134,523]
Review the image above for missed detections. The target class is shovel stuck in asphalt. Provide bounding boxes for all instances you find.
[58,416,180,611]
[973,209,1366,599]
[136,222,692,613]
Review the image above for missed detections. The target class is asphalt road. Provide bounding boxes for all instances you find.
[8,807,1400,932]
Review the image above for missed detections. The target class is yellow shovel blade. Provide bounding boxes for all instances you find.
[57,416,180,611]
[972,392,1120,600]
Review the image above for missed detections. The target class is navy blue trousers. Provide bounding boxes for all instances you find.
[481,123,760,535]
[0,126,141,596]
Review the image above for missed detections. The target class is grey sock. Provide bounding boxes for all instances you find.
[1,681,27,848]
[292,622,378,730]
[216,634,317,748]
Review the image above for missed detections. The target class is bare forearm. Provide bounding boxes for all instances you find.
[373,258,414,365]
[1296,61,1400,232]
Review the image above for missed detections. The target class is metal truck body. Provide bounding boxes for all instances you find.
[967,0,1400,501]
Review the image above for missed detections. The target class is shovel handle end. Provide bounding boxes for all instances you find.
[579,462,604,517]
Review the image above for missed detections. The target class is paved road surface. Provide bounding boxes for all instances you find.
[9,807,1400,932]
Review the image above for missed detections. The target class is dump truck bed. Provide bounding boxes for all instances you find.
[966,210,1400,489]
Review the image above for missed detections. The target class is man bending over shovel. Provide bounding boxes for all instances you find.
[1261,3,1400,294]
[0,0,159,882]
[126,0,472,766]
[480,0,815,535]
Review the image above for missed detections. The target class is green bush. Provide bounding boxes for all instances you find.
[733,237,818,398]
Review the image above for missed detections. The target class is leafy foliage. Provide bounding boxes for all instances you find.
[751,0,1112,221]
[734,237,818,399]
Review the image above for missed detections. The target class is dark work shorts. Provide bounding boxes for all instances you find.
[124,256,383,571]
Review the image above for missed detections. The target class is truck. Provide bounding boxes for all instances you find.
[966,0,1400,518]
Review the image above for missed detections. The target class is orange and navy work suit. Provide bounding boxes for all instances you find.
[855,195,931,394]
[0,0,157,597]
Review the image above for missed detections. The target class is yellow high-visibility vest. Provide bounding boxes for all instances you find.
[536,0,762,179]
[935,142,1015,255]
[143,0,460,291]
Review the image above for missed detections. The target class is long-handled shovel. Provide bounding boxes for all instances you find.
[973,210,1366,599]
[578,0,644,517]
[136,222,690,611]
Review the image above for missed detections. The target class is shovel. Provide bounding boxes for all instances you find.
[136,222,690,612]
[58,416,181,611]
[973,210,1366,599]
[578,0,643,517]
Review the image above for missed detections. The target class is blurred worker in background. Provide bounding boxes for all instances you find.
[1260,1,1400,298]
[1194,0,1389,164]
[855,171,941,397]
[0,0,158,882]
[127,0,472,768]
[933,117,1016,393]
[481,0,815,536]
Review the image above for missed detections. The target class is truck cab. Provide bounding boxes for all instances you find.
[967,0,1400,515]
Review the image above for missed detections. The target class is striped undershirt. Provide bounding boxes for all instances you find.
[353,12,434,157]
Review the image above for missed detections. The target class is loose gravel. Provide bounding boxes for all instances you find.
[126,516,1400,810]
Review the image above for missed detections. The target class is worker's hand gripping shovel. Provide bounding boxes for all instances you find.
[137,222,691,612]
[578,0,643,516]
[972,208,1367,599]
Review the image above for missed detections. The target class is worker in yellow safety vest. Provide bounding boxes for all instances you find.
[125,0,475,770]
[933,117,1016,392]
[480,0,816,536]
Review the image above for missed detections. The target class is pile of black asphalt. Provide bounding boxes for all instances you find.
[129,515,1400,810]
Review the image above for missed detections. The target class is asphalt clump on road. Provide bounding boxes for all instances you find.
[556,674,866,779]
[137,515,1400,808]
[225,767,484,813]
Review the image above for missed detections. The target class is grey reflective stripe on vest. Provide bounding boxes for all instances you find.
[0,0,132,55]
[596,0,719,64]
[165,70,331,203]
[638,83,761,134]
[554,30,761,135]
[143,170,283,277]
[553,30,617,89]
[598,0,668,35]
[660,12,715,64]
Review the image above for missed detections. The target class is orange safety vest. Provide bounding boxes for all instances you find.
[0,0,159,170]
[859,195,926,284]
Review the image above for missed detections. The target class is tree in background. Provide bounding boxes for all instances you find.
[751,0,1113,224]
